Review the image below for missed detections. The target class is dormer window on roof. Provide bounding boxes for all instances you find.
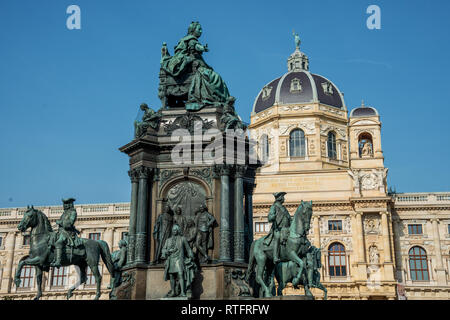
[261,86,273,101]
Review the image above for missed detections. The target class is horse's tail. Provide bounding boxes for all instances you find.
[98,240,115,275]
[245,241,256,283]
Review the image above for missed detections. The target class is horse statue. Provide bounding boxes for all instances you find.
[245,200,313,297]
[272,246,327,299]
[14,206,115,300]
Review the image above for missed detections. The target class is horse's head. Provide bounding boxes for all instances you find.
[301,200,313,232]
[18,206,38,232]
[291,200,314,236]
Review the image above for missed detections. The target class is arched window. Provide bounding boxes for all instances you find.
[328,242,346,277]
[327,131,337,159]
[289,129,306,157]
[358,132,373,158]
[260,134,269,163]
[409,246,429,281]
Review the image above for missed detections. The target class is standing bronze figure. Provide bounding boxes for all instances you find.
[161,224,197,298]
[153,205,174,264]
[109,237,128,299]
[194,204,216,263]
[173,207,187,235]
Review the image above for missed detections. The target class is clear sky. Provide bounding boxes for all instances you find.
[0,0,449,207]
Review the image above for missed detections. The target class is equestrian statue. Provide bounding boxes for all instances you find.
[14,198,115,300]
[245,192,326,298]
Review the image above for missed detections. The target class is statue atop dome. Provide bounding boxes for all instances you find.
[292,30,301,49]
[159,22,231,111]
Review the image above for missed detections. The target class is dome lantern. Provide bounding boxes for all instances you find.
[288,31,309,72]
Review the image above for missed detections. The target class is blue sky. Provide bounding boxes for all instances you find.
[0,0,449,207]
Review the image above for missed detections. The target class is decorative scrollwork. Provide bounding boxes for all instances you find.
[163,113,214,134]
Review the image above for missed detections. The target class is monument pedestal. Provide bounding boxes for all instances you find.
[119,104,257,300]
[262,295,314,300]
[117,262,251,300]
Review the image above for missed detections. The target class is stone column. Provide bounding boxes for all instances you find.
[313,215,321,248]
[355,212,365,262]
[392,216,404,282]
[380,212,392,263]
[234,165,245,263]
[127,169,139,265]
[135,166,152,264]
[0,231,16,293]
[431,218,447,284]
[219,165,231,262]
[102,227,115,287]
[104,227,114,248]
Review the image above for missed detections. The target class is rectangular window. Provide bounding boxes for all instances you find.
[19,265,35,288]
[408,224,423,235]
[121,232,128,240]
[51,267,68,287]
[328,220,342,231]
[86,265,102,286]
[0,236,3,247]
[23,234,31,246]
[89,233,101,241]
[255,222,271,233]
[448,224,450,234]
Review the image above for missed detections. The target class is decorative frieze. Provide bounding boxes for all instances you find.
[319,105,345,117]
[348,168,388,193]
[279,121,315,135]
[281,105,312,112]
[320,124,346,138]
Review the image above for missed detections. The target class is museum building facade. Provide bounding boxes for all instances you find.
[0,193,449,300]
[0,41,449,300]
[248,41,450,299]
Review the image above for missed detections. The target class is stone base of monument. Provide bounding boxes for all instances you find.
[118,262,251,300]
[262,295,314,300]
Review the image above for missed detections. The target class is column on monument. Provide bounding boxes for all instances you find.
[380,212,392,263]
[313,215,321,248]
[219,165,231,262]
[135,167,152,264]
[0,231,16,293]
[234,165,245,263]
[245,183,254,247]
[127,169,139,264]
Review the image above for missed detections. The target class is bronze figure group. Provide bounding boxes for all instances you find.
[153,203,217,298]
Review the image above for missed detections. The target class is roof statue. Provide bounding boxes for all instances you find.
[293,30,301,49]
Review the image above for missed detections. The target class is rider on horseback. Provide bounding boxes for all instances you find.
[263,192,291,264]
[51,198,82,267]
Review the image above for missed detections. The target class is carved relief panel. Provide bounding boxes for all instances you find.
[364,214,381,234]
